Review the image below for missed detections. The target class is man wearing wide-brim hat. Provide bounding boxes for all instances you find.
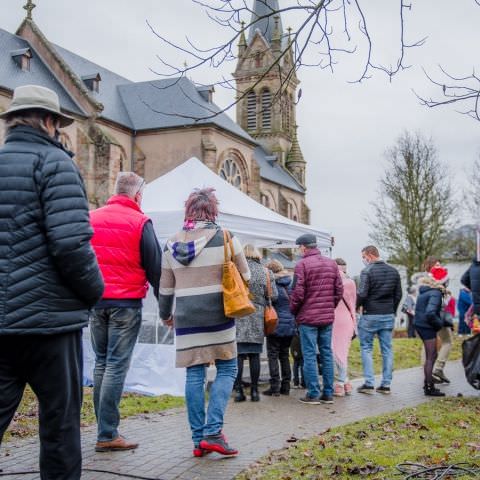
[0,85,104,479]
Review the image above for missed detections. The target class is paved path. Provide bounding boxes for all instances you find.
[0,361,477,480]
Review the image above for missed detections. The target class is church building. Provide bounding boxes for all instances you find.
[0,0,310,223]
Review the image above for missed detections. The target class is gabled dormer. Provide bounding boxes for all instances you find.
[11,47,32,71]
[82,73,102,93]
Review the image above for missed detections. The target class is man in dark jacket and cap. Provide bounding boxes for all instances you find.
[356,245,402,395]
[0,85,104,480]
[290,234,343,404]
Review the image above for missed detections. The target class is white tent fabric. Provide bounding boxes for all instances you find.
[142,158,331,248]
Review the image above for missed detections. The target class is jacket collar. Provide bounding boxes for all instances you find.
[5,126,74,158]
[107,194,143,213]
[303,248,320,258]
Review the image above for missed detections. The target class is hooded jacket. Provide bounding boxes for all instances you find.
[158,225,250,367]
[413,277,445,331]
[0,126,104,335]
[271,274,296,337]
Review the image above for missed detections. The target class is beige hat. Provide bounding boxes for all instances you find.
[0,85,74,127]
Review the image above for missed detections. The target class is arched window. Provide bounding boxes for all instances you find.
[247,91,257,131]
[219,158,245,191]
[262,89,272,130]
[287,200,300,221]
[255,52,263,68]
[260,190,277,211]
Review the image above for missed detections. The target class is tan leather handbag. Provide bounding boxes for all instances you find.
[222,230,255,318]
[264,269,278,335]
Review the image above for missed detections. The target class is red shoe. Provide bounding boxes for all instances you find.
[199,434,238,456]
[193,447,212,457]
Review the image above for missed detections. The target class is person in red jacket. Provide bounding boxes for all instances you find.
[290,234,343,405]
[90,172,162,452]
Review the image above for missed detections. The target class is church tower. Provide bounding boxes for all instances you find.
[233,0,306,187]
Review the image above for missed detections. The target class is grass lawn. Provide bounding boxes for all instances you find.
[3,387,184,444]
[236,397,480,480]
[347,334,463,379]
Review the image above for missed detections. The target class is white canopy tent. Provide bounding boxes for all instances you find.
[82,158,333,396]
[142,157,331,249]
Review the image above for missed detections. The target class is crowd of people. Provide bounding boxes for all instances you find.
[1,84,480,478]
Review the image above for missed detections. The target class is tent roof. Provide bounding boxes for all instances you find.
[142,158,331,248]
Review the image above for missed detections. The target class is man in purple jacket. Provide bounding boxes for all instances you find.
[290,234,343,404]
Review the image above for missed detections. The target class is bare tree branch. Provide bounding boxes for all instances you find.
[144,0,423,120]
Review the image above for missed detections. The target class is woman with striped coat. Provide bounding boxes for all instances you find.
[159,188,250,457]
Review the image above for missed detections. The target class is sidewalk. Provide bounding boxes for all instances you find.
[0,361,476,480]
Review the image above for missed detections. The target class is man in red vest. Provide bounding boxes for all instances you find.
[90,172,162,452]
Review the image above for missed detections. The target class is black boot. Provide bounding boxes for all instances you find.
[424,382,445,397]
[251,385,260,402]
[234,383,246,402]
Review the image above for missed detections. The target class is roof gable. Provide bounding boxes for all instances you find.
[0,28,83,116]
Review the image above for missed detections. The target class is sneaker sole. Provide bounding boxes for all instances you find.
[358,389,375,395]
[320,400,334,404]
[299,399,321,405]
[95,445,138,452]
[376,390,391,395]
[199,444,238,456]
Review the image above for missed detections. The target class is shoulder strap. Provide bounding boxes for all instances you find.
[341,297,355,318]
[265,268,272,300]
[223,230,234,262]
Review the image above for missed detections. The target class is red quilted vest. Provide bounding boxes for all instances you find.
[90,195,149,299]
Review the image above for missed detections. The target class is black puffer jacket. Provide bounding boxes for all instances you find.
[461,260,480,315]
[0,126,104,335]
[356,261,402,315]
[414,280,444,331]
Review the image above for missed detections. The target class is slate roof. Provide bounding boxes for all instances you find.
[248,0,285,47]
[254,145,304,193]
[0,26,304,193]
[117,77,255,142]
[0,28,83,115]
[53,44,135,128]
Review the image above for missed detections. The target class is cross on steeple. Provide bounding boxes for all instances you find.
[23,0,36,21]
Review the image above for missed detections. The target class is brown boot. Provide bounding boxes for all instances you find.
[95,435,139,452]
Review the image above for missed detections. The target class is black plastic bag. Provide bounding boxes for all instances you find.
[462,334,480,390]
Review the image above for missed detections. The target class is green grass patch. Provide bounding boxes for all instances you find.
[348,335,463,379]
[237,397,480,480]
[3,387,184,444]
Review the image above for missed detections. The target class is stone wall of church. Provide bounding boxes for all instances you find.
[136,128,203,182]
[260,178,306,223]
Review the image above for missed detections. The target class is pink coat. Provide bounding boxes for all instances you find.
[332,271,357,370]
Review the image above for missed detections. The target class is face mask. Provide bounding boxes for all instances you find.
[54,129,61,142]
[362,258,369,267]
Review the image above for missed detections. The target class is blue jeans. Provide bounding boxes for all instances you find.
[335,360,348,384]
[358,314,394,387]
[185,358,237,447]
[91,307,142,442]
[299,324,334,398]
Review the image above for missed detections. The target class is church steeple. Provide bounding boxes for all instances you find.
[234,0,302,170]
[286,125,306,186]
[248,0,282,46]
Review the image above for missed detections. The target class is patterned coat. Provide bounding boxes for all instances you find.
[236,259,278,345]
[159,225,250,368]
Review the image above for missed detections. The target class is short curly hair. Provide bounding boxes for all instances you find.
[184,188,219,221]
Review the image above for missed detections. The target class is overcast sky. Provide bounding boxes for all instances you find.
[2,0,480,275]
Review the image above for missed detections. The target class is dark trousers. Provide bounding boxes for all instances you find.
[407,314,416,338]
[0,331,83,480]
[266,336,293,391]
